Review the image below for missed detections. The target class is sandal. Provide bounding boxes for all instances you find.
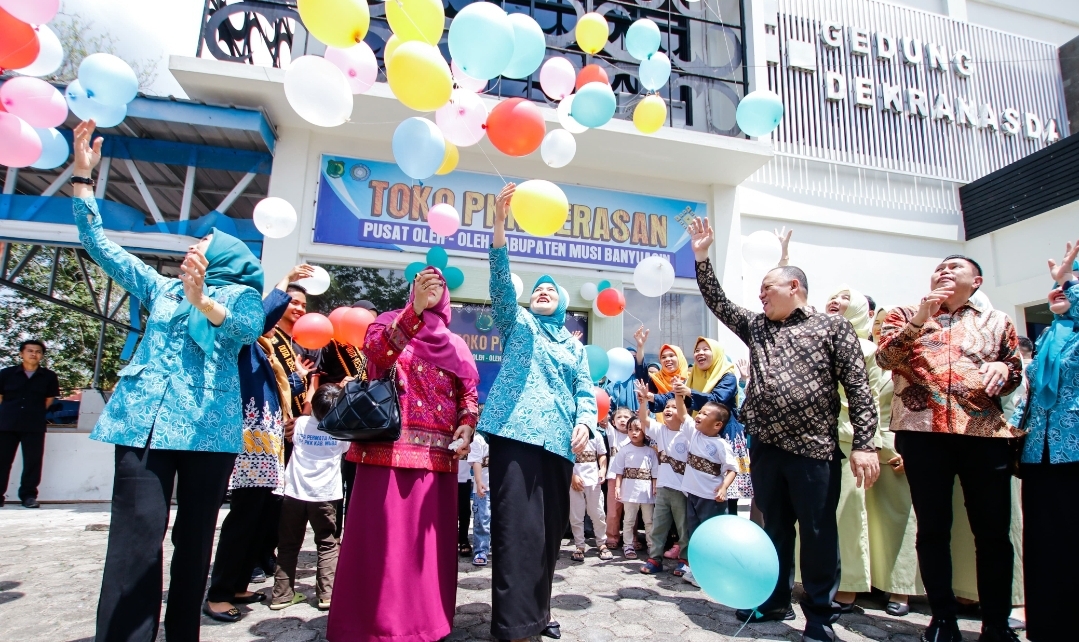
[571,547,585,562]
[268,592,306,611]
[640,558,662,575]
[672,560,688,577]
[472,553,488,567]
[459,542,473,557]
[597,546,613,561]
[623,546,637,560]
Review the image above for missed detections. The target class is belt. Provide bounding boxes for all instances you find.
[658,451,686,475]
[623,467,652,480]
[481,455,489,468]
[687,453,720,477]
[575,451,597,463]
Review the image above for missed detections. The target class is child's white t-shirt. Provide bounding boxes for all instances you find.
[604,429,632,480]
[681,427,737,501]
[457,459,472,484]
[609,443,659,504]
[572,434,607,487]
[284,416,351,502]
[645,416,692,492]
[466,433,490,489]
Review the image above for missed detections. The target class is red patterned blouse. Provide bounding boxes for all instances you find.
[347,306,479,473]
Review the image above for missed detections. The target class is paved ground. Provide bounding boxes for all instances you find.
[0,504,1024,642]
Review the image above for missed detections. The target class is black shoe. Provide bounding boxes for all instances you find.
[835,600,856,614]
[978,625,1021,642]
[0,497,5,507]
[735,606,796,622]
[921,618,962,642]
[802,622,836,642]
[231,592,266,605]
[542,621,561,639]
[886,601,911,616]
[202,601,242,623]
[21,497,39,509]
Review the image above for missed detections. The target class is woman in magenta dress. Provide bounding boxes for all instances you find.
[327,268,479,642]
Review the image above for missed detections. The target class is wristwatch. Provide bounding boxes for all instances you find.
[70,175,95,186]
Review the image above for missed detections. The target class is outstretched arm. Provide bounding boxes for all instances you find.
[688,217,754,344]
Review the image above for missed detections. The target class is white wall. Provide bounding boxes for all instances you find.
[890,0,1079,44]
[5,432,115,503]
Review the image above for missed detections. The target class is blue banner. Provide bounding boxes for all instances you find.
[312,155,705,278]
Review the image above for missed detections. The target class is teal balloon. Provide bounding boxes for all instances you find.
[30,128,69,170]
[736,89,785,137]
[584,345,609,383]
[597,280,612,292]
[626,19,661,61]
[404,261,426,282]
[392,117,445,180]
[426,246,449,270]
[444,266,465,290]
[639,52,671,91]
[448,2,515,81]
[570,82,617,128]
[687,515,779,610]
[502,13,546,79]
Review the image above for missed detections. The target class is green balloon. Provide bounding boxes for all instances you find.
[426,246,449,270]
[597,279,612,292]
[404,261,426,282]
[584,344,609,383]
[444,266,465,290]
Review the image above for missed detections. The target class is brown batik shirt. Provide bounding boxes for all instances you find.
[696,259,878,460]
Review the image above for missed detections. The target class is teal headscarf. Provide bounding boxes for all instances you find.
[1032,317,1075,410]
[172,227,264,355]
[531,275,571,342]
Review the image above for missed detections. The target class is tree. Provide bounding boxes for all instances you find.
[40,11,158,89]
[307,265,409,315]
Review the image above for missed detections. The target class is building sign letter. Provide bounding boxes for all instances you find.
[825,71,847,101]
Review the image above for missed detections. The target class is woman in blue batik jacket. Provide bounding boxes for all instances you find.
[478,183,596,642]
[71,120,265,642]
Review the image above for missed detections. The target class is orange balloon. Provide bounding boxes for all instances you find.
[338,308,375,346]
[596,288,625,316]
[575,64,609,90]
[485,97,545,157]
[328,307,351,342]
[292,313,335,350]
[0,8,40,70]
[594,386,611,418]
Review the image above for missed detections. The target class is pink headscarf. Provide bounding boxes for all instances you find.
[373,267,479,382]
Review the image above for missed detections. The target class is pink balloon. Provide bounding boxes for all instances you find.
[540,57,576,101]
[0,112,43,168]
[324,43,378,94]
[0,0,59,25]
[428,203,461,237]
[435,88,488,147]
[0,76,67,128]
[451,60,487,93]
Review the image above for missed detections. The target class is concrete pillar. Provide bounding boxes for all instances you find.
[261,126,310,292]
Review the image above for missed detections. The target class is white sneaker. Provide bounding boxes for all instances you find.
[683,568,699,587]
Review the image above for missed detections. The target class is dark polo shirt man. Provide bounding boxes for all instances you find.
[0,340,61,508]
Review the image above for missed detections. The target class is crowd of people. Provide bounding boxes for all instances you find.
[11,119,1071,642]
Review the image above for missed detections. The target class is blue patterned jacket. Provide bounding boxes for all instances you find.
[74,198,265,452]
[1012,286,1079,464]
[476,246,597,462]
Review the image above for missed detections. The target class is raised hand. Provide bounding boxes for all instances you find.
[412,269,443,315]
[911,285,954,326]
[296,357,316,380]
[287,263,316,283]
[1048,240,1079,285]
[73,120,103,176]
[180,245,210,308]
[688,217,714,262]
[571,330,583,342]
[735,357,750,381]
[634,325,649,352]
[494,182,515,225]
[774,226,793,266]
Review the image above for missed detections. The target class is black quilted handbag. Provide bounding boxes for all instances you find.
[318,366,402,443]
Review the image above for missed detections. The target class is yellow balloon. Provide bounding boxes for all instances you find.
[386,0,445,45]
[435,140,458,175]
[511,180,570,237]
[297,0,370,48]
[633,94,667,134]
[384,34,402,65]
[387,41,453,112]
[576,12,609,55]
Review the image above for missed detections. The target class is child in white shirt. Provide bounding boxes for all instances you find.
[604,407,635,549]
[609,416,659,560]
[466,433,491,566]
[272,384,351,611]
[569,432,612,561]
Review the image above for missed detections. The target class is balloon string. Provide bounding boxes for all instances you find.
[392,0,438,47]
[732,610,759,638]
[477,144,508,185]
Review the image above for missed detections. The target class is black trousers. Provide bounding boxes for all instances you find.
[337,457,357,539]
[752,442,842,631]
[685,493,728,546]
[489,435,573,640]
[0,430,46,501]
[457,480,472,546]
[207,487,280,603]
[895,431,1013,629]
[95,445,236,642]
[1020,460,1079,642]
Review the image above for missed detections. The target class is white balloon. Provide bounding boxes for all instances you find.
[284,55,353,127]
[540,129,576,168]
[580,282,598,301]
[296,265,331,295]
[742,230,782,271]
[557,95,589,134]
[253,197,298,239]
[606,347,636,383]
[15,25,63,77]
[511,273,524,300]
[592,298,608,318]
[451,60,487,93]
[633,255,675,297]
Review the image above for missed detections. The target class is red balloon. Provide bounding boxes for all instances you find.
[292,313,334,350]
[328,307,351,342]
[485,97,545,157]
[594,387,611,419]
[596,288,625,316]
[0,8,40,70]
[338,308,375,346]
[576,64,609,90]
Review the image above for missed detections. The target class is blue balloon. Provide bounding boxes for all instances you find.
[78,53,139,106]
[30,128,70,170]
[448,2,515,81]
[444,266,465,290]
[736,89,785,137]
[404,261,426,282]
[597,279,611,291]
[65,79,128,128]
[585,344,610,383]
[605,347,635,383]
[626,19,661,61]
[392,117,445,180]
[426,245,449,270]
[570,82,616,128]
[687,515,780,610]
[639,52,671,91]
[502,13,546,79]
